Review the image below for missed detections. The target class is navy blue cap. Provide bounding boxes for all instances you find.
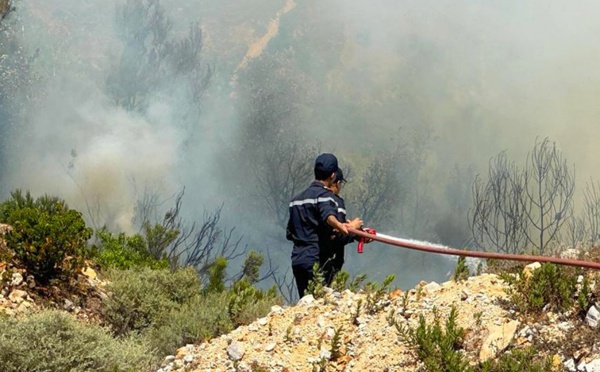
[314,153,338,180]
[334,168,346,183]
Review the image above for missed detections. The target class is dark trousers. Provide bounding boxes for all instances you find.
[320,250,344,286]
[292,264,314,299]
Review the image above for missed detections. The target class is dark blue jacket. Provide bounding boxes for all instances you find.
[287,181,338,268]
[320,194,354,267]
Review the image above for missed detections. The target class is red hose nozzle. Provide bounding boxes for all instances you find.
[357,228,376,253]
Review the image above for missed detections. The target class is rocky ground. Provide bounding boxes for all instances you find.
[3,219,600,372]
[0,223,108,323]
[158,269,600,372]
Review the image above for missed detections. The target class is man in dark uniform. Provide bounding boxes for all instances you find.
[320,168,362,285]
[286,153,350,298]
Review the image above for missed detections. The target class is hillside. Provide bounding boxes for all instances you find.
[2,213,600,371]
[157,267,599,372]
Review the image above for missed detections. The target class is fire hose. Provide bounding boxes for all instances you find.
[348,227,600,270]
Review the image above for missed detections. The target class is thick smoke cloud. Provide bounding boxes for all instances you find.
[3,0,600,290]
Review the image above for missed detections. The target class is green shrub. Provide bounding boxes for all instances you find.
[330,325,344,361]
[0,310,154,372]
[104,265,280,356]
[349,273,368,292]
[143,292,234,356]
[396,306,471,372]
[454,256,470,282]
[306,262,326,298]
[94,229,169,270]
[331,270,350,292]
[103,267,201,335]
[143,222,179,261]
[499,263,577,314]
[0,190,92,284]
[228,278,279,326]
[364,274,395,314]
[206,256,228,293]
[481,347,555,372]
[578,275,591,315]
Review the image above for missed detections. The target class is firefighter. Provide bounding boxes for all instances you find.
[320,168,362,285]
[287,153,351,298]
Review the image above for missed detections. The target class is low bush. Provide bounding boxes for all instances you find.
[143,292,234,356]
[228,278,279,326]
[480,347,555,372]
[454,256,470,282]
[103,266,201,335]
[94,229,169,270]
[0,190,92,284]
[396,306,558,372]
[396,306,470,372]
[499,263,578,314]
[104,261,280,356]
[364,274,395,314]
[0,310,154,372]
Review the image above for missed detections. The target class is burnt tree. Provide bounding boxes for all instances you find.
[469,152,529,254]
[522,138,574,254]
[470,138,575,254]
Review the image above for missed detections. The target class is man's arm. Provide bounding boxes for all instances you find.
[327,215,349,235]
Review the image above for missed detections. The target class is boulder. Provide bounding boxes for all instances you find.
[227,342,245,361]
[479,320,519,362]
[586,305,600,328]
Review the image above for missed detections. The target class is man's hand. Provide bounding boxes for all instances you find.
[348,218,363,229]
[338,223,349,235]
[327,215,349,235]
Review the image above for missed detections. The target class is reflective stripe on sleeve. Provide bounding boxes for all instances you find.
[289,197,339,207]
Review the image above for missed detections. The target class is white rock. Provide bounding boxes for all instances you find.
[248,324,258,332]
[564,359,576,372]
[586,305,600,328]
[317,315,326,328]
[11,272,23,286]
[298,295,315,306]
[523,262,542,279]
[270,305,283,314]
[64,299,75,311]
[423,282,441,292]
[8,289,27,303]
[319,348,332,360]
[585,359,600,372]
[479,320,519,362]
[226,342,245,361]
[258,317,268,326]
[183,354,194,364]
[164,355,176,363]
[265,343,276,352]
[327,327,335,338]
